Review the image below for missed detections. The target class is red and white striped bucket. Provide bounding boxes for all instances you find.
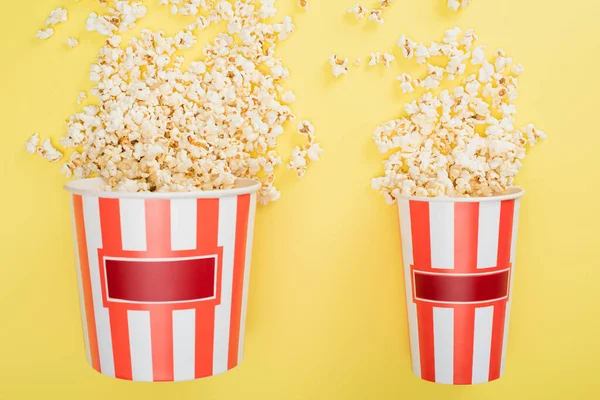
[65,178,260,382]
[397,188,524,384]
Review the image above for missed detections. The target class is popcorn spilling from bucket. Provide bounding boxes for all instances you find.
[27,0,321,205]
[372,27,546,203]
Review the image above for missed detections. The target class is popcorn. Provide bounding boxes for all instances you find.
[85,1,147,36]
[373,28,545,202]
[369,52,395,68]
[329,54,349,78]
[368,9,384,24]
[298,0,309,10]
[36,138,63,163]
[67,37,79,48]
[512,63,524,75]
[281,90,296,104]
[448,0,471,11]
[46,2,320,204]
[354,57,362,67]
[397,35,417,59]
[397,73,414,94]
[77,91,87,104]
[25,133,40,154]
[45,7,68,26]
[347,4,366,19]
[288,121,323,178]
[35,28,54,40]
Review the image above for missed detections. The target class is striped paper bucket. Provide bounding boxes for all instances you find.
[65,178,260,382]
[397,188,524,384]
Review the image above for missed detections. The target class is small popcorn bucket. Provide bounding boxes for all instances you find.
[65,178,260,382]
[397,188,524,385]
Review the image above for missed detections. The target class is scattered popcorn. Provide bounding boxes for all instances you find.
[448,0,471,12]
[372,28,545,202]
[354,57,362,67]
[397,35,416,59]
[48,2,319,204]
[347,4,366,19]
[25,133,40,154]
[378,0,394,8]
[37,138,63,163]
[35,28,55,40]
[85,1,147,36]
[369,52,395,68]
[512,63,524,75]
[45,7,68,26]
[397,73,414,94]
[67,37,79,48]
[368,9,384,24]
[282,90,296,104]
[329,54,349,78]
[298,0,309,10]
[288,121,323,178]
[76,91,87,104]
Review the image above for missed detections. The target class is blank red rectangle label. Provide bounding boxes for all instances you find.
[105,257,216,303]
[413,269,510,304]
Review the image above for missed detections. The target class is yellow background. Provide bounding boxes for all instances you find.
[1,0,599,398]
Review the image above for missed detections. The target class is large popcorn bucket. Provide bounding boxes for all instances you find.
[65,178,260,382]
[397,189,524,385]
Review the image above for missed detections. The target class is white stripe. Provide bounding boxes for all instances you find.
[477,201,501,269]
[213,196,238,374]
[119,199,147,251]
[501,199,520,376]
[71,196,91,365]
[128,310,153,382]
[433,307,454,384]
[82,196,115,377]
[398,199,421,378]
[171,199,197,251]
[429,202,454,270]
[471,306,494,383]
[173,309,196,381]
[238,193,257,365]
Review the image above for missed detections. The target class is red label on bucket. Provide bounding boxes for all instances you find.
[104,257,217,303]
[412,269,510,304]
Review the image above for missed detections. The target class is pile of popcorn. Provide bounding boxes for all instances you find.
[27,0,322,205]
[372,27,546,202]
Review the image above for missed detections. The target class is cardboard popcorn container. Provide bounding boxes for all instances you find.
[397,188,524,385]
[65,178,260,382]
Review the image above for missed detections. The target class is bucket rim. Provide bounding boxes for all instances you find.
[394,187,525,203]
[64,177,262,199]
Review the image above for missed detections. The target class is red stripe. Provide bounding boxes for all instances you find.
[144,199,172,256]
[453,202,479,384]
[197,198,220,253]
[98,198,133,380]
[150,306,174,381]
[195,307,216,378]
[73,195,101,372]
[489,200,515,381]
[99,198,123,253]
[143,200,175,380]
[410,201,435,382]
[228,194,251,369]
[453,306,476,384]
[454,203,479,273]
[194,198,220,378]
[109,309,132,380]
